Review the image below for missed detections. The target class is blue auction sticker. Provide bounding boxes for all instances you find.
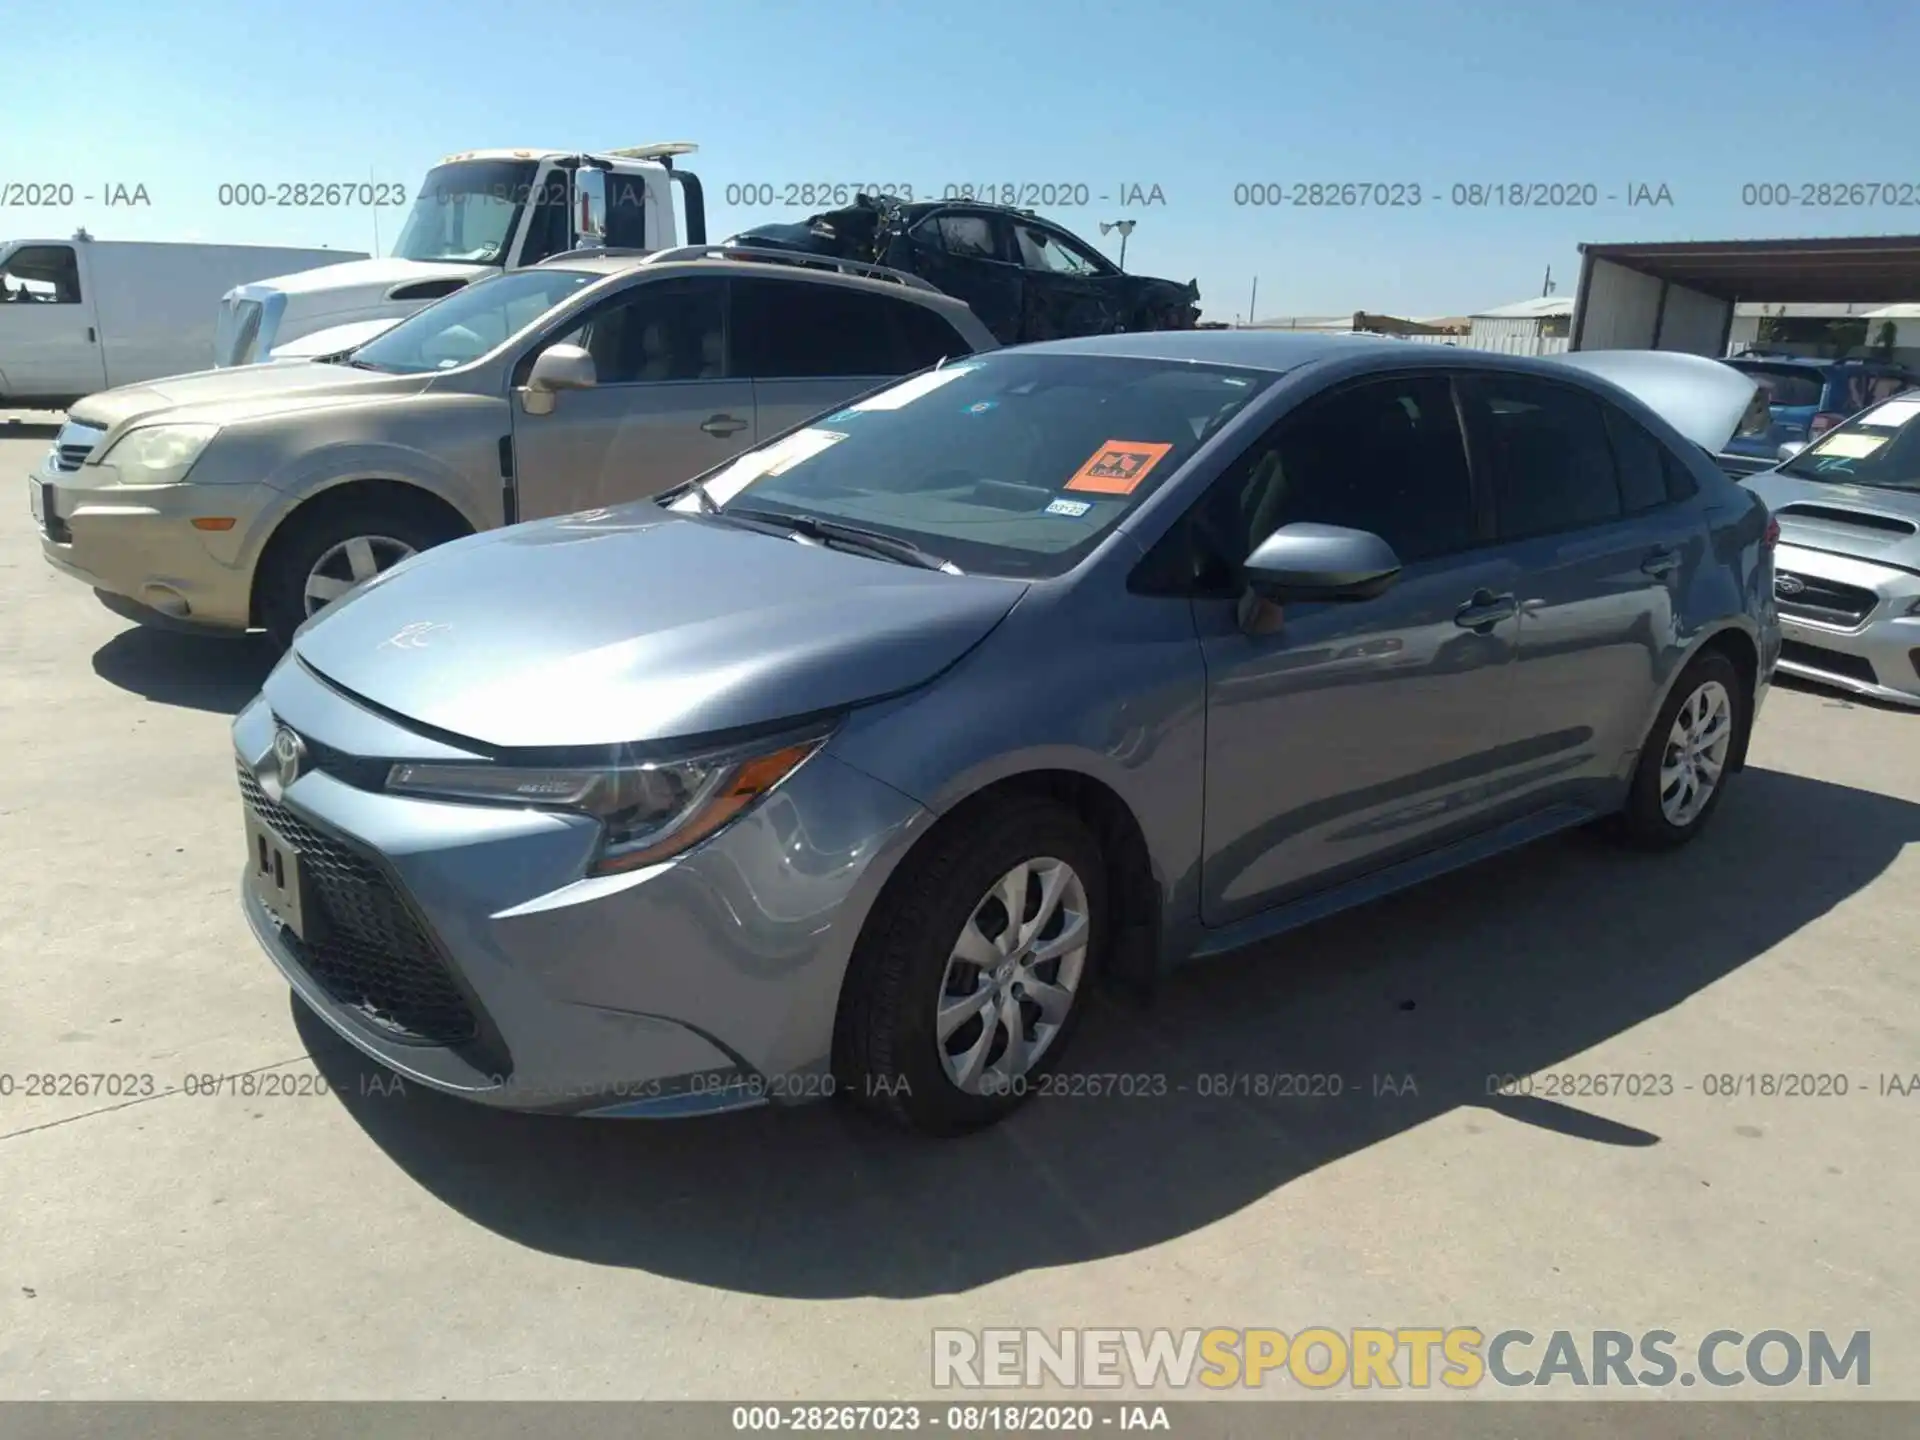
[1045,497,1092,518]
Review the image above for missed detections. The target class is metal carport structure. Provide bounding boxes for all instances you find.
[1569,234,1920,354]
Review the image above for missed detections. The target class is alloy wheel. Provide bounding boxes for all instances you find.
[936,857,1090,1095]
[303,535,416,616]
[1659,679,1733,828]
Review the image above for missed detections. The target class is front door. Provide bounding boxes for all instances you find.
[509,275,755,519]
[1182,372,1530,926]
[0,244,104,401]
[1009,219,1123,340]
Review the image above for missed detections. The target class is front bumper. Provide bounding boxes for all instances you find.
[1771,542,1920,707]
[231,658,930,1116]
[30,458,267,632]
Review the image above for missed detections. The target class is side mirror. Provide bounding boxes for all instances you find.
[520,343,596,415]
[1777,440,1808,461]
[1243,522,1402,603]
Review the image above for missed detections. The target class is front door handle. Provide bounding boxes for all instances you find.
[700,413,748,438]
[1642,546,1681,578]
[1453,590,1518,632]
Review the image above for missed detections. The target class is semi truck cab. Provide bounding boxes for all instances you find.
[213,143,706,366]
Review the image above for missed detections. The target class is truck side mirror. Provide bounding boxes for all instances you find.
[573,169,608,250]
[520,343,597,415]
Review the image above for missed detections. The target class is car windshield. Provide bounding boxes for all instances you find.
[666,352,1277,578]
[392,160,542,265]
[348,267,597,375]
[1777,393,1920,490]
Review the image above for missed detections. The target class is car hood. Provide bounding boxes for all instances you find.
[67,362,431,433]
[291,508,1029,749]
[1547,350,1760,455]
[241,255,494,298]
[1743,470,1920,569]
[267,317,404,360]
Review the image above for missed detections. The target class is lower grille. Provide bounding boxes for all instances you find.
[237,766,479,1047]
[1780,639,1878,687]
[1775,571,1878,628]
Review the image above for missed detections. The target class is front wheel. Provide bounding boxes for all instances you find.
[258,499,461,649]
[1611,651,1744,850]
[833,796,1106,1136]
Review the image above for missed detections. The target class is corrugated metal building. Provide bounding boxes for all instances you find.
[1465,296,1574,354]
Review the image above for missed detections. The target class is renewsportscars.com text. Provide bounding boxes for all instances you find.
[932,1327,1870,1391]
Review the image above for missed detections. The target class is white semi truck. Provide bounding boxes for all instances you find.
[212,143,706,366]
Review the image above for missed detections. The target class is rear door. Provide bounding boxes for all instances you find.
[1458,372,1701,812]
[733,276,977,436]
[509,274,755,518]
[0,244,105,401]
[898,210,1025,344]
[1009,219,1125,340]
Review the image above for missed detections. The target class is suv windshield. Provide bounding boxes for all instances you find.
[392,160,543,265]
[349,266,598,374]
[667,352,1277,578]
[1777,393,1920,491]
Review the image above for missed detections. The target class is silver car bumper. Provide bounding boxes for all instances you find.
[231,659,929,1116]
[1772,543,1920,707]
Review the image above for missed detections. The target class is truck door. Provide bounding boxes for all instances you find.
[0,243,106,403]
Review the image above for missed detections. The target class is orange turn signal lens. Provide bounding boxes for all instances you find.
[191,517,237,531]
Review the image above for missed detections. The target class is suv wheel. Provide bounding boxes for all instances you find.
[259,499,461,649]
[1612,651,1744,850]
[834,795,1106,1136]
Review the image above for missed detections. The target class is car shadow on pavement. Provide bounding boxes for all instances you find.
[299,765,1920,1299]
[1773,671,1920,715]
[90,626,275,714]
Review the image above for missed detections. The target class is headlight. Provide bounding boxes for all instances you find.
[100,423,220,478]
[385,728,831,874]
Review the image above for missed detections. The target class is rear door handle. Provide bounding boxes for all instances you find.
[1642,547,1680,577]
[700,413,748,438]
[1453,590,1518,632]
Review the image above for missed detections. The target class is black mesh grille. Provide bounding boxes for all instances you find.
[1780,639,1878,686]
[238,766,479,1047]
[1775,572,1879,627]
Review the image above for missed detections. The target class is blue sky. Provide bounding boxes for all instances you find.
[5,0,1919,320]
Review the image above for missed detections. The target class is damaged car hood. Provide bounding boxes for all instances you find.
[291,508,1029,750]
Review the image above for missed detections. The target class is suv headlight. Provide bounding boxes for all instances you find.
[385,727,831,874]
[99,423,220,479]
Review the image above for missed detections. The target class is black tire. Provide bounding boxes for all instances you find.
[258,497,462,650]
[1610,650,1745,851]
[833,795,1108,1137]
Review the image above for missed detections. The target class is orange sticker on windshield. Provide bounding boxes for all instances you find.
[1064,440,1174,495]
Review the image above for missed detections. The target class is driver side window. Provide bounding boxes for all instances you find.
[553,277,727,385]
[1135,374,1478,597]
[1014,223,1103,276]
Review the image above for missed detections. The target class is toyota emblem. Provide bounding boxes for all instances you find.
[1775,575,1806,597]
[272,726,306,788]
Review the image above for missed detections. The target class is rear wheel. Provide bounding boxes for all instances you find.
[1611,651,1743,850]
[833,796,1106,1136]
[258,498,462,649]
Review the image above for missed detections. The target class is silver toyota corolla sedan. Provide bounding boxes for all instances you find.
[233,333,1780,1136]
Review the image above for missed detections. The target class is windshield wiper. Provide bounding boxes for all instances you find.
[727,506,960,573]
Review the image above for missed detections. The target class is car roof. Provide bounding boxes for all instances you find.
[1010,329,1427,371]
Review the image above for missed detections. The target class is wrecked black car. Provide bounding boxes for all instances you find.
[728,195,1200,346]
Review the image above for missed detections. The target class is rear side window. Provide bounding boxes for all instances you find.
[1602,406,1675,513]
[1732,364,1823,408]
[893,299,974,369]
[1467,376,1623,540]
[1662,449,1700,503]
[733,278,908,378]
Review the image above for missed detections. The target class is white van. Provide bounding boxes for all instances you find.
[0,235,368,410]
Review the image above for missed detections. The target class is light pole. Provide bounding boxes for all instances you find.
[1099,218,1136,271]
